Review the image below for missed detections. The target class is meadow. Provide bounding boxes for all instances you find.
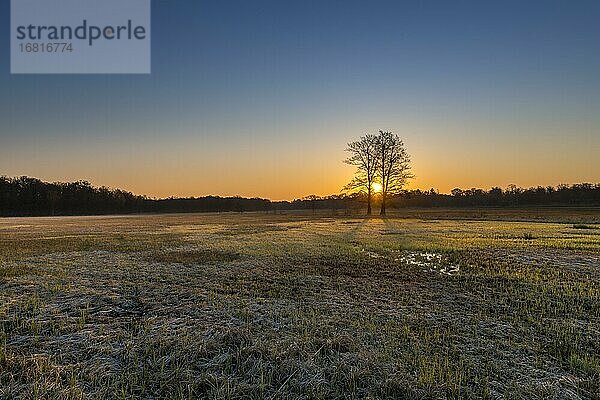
[0,208,599,399]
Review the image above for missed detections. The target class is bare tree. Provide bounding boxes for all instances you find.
[377,130,413,215]
[343,134,379,215]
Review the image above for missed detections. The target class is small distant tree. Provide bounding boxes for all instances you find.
[47,189,60,216]
[377,131,413,215]
[303,194,320,214]
[343,134,380,215]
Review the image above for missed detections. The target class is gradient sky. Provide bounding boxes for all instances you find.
[1,0,599,200]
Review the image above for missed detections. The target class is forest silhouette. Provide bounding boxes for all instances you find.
[1,175,599,217]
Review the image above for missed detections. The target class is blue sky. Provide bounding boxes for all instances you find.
[1,0,599,199]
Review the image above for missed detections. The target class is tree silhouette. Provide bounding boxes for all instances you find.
[376,130,413,215]
[302,194,320,214]
[343,134,380,215]
[1,175,598,216]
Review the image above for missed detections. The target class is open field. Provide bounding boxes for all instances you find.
[1,209,599,399]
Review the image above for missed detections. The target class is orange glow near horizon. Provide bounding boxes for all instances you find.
[2,118,598,201]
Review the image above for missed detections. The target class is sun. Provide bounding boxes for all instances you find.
[372,183,383,193]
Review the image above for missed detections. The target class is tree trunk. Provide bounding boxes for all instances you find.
[367,188,372,215]
[380,193,386,215]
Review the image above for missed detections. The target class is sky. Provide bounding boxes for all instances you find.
[1,0,599,200]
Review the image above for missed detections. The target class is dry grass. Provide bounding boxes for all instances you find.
[0,210,598,399]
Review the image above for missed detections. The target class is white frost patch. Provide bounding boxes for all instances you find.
[361,249,460,275]
[394,251,460,275]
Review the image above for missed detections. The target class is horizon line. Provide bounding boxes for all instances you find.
[3,175,599,203]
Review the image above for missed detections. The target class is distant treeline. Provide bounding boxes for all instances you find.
[0,177,147,216]
[392,184,600,208]
[0,176,360,216]
[1,176,599,217]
